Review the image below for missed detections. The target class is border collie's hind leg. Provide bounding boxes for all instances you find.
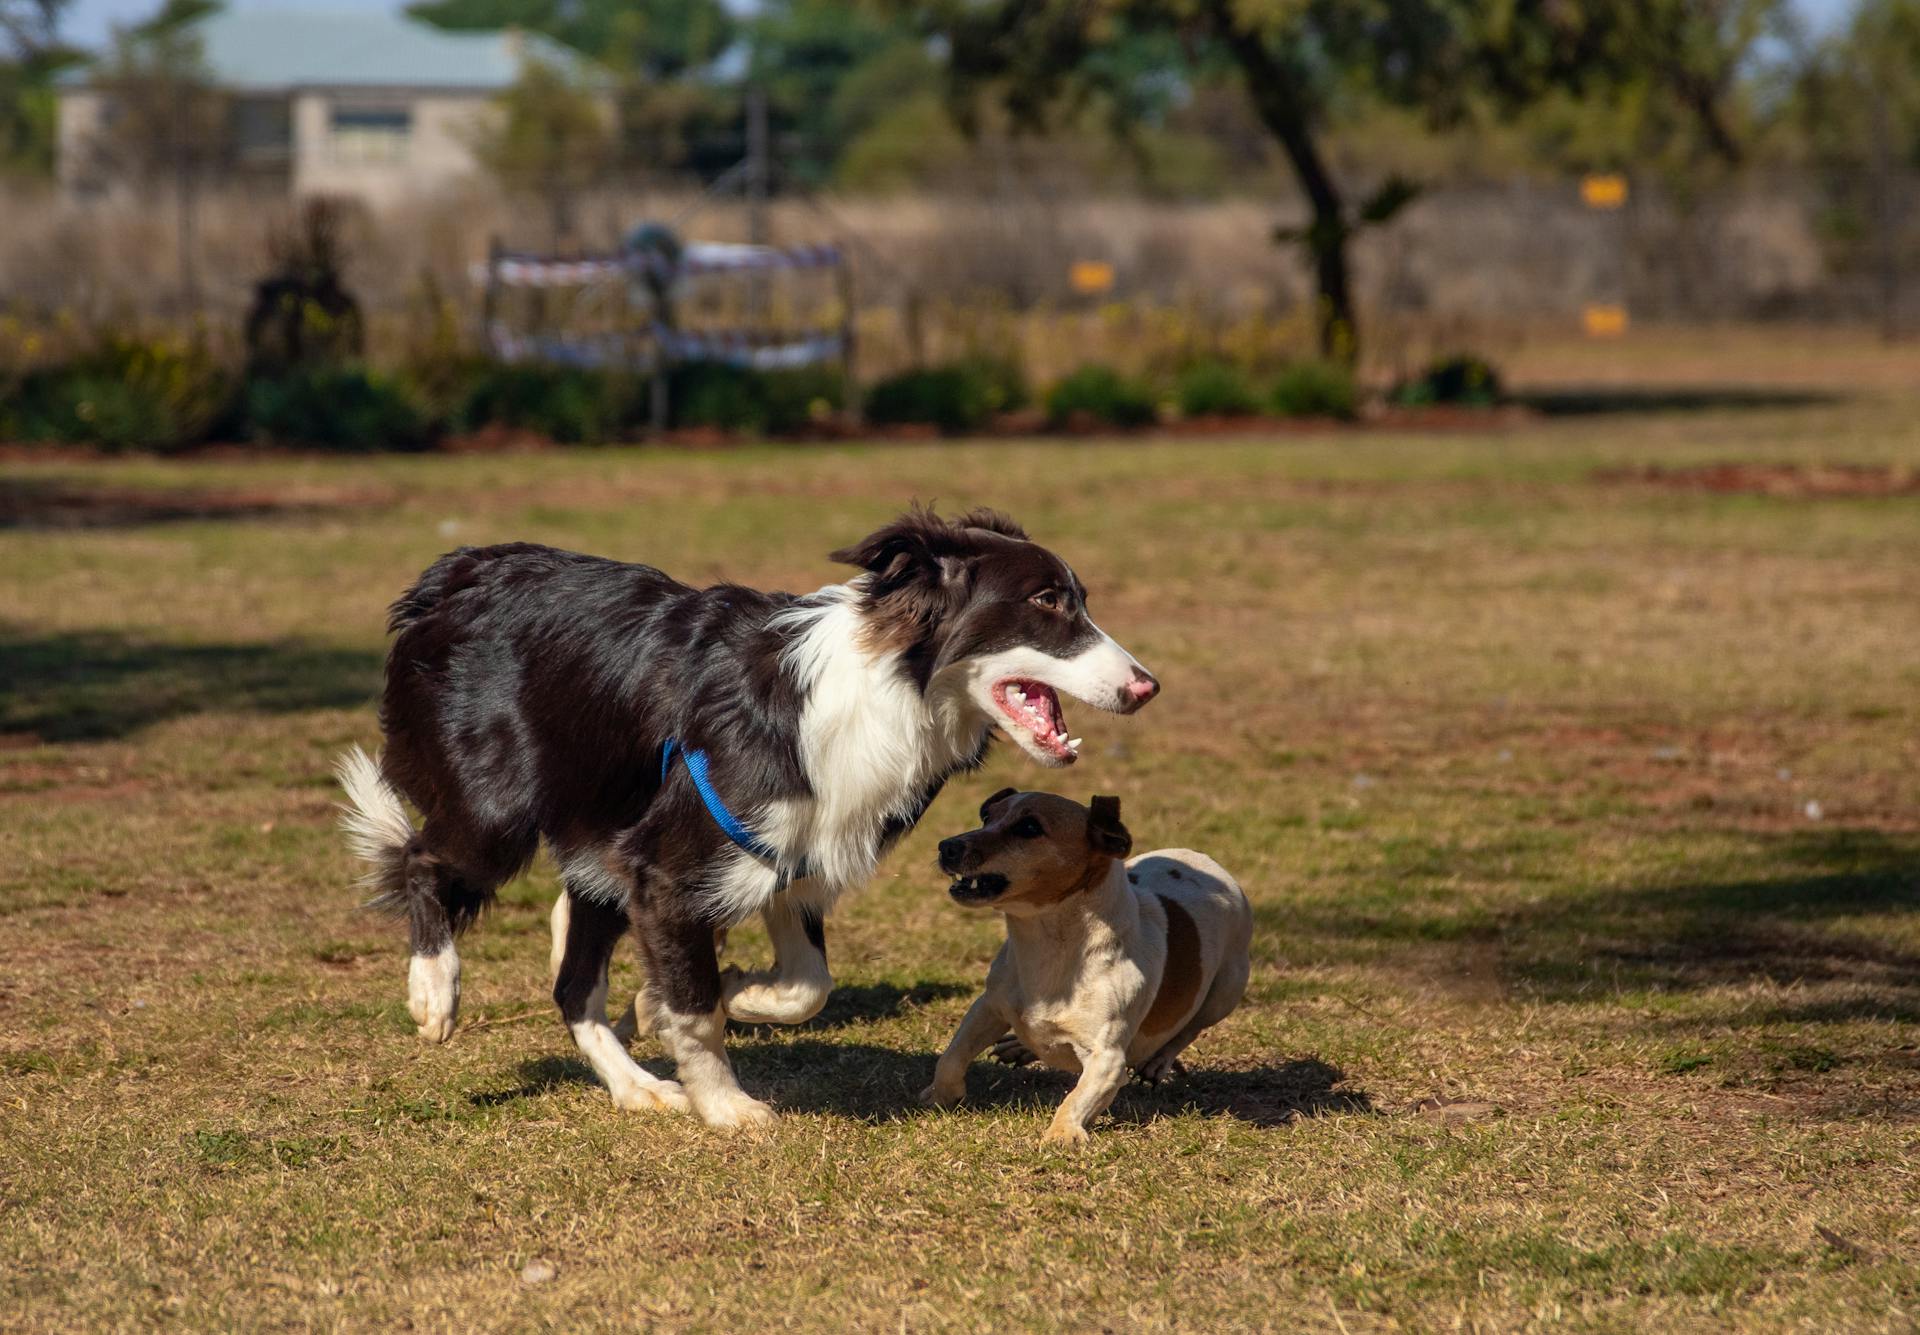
[552,891,643,1042]
[554,892,690,1114]
[399,831,523,1043]
[721,890,833,1026]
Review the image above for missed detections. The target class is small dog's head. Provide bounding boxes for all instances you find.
[936,788,1133,916]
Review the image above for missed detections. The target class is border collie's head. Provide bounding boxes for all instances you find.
[830,507,1159,767]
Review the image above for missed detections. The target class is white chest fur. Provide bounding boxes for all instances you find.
[698,589,988,924]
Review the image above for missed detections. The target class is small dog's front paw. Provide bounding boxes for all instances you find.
[695,1090,779,1132]
[1040,1119,1090,1146]
[919,1082,963,1108]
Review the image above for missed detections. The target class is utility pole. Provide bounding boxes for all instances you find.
[746,84,770,317]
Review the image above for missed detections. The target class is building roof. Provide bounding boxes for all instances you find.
[72,9,587,92]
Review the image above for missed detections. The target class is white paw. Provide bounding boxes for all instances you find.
[721,967,828,1026]
[919,1082,963,1109]
[609,1078,692,1115]
[696,1091,779,1132]
[1041,1119,1090,1146]
[407,948,459,1044]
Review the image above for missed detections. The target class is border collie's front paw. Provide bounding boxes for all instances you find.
[721,965,829,1026]
[609,1078,691,1115]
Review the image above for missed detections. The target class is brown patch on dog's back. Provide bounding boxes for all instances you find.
[1144,895,1202,1035]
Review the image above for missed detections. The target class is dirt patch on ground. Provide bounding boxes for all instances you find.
[1597,463,1920,498]
[0,479,394,530]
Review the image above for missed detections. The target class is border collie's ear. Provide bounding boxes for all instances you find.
[829,508,961,595]
[1087,795,1131,858]
[980,787,1018,822]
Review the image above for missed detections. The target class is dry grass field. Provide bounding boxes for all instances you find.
[3,387,1918,1331]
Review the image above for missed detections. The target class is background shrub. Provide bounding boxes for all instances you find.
[1045,364,1157,428]
[757,365,845,435]
[244,366,431,451]
[671,363,844,436]
[449,363,640,444]
[957,353,1029,414]
[6,335,229,452]
[866,364,993,433]
[1391,353,1503,407]
[1268,360,1359,419]
[1175,360,1259,417]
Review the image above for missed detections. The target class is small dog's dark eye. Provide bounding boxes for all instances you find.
[1013,816,1044,839]
[1030,590,1061,611]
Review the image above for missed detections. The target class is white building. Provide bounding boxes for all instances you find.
[57,9,586,204]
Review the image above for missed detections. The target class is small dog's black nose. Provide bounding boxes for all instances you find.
[937,837,965,871]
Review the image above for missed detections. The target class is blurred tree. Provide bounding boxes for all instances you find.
[0,0,76,175]
[473,55,613,246]
[745,0,926,183]
[407,0,732,77]
[1792,0,1920,337]
[410,0,733,178]
[86,0,230,306]
[905,0,1779,360]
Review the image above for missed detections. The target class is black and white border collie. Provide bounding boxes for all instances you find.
[336,508,1159,1129]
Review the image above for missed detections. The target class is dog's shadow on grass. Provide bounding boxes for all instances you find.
[471,1042,1371,1132]
[736,1040,1371,1130]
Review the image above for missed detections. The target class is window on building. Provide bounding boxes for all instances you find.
[329,105,411,164]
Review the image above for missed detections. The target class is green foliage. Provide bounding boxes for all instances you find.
[1175,360,1259,418]
[449,363,641,444]
[407,0,732,77]
[866,357,1025,434]
[757,364,845,435]
[1045,364,1156,429]
[1268,360,1358,420]
[1391,354,1503,408]
[474,57,613,243]
[5,334,229,452]
[670,362,843,435]
[866,365,992,434]
[244,366,431,451]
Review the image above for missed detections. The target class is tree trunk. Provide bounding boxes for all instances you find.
[1209,6,1356,361]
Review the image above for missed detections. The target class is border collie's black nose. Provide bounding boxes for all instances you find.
[938,837,966,872]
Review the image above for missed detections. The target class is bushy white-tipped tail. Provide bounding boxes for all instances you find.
[335,745,415,893]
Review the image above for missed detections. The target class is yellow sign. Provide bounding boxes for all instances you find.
[1581,174,1628,209]
[1582,303,1629,337]
[1070,260,1115,295]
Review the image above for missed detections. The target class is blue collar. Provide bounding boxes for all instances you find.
[660,738,799,875]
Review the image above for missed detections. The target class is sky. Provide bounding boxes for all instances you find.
[56,0,1861,53]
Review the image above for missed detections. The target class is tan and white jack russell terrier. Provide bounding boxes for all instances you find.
[921,789,1252,1143]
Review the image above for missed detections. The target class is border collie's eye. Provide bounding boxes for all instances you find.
[1013,816,1044,839]
[1030,589,1062,612]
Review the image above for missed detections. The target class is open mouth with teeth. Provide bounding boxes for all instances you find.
[948,872,1010,904]
[991,680,1082,763]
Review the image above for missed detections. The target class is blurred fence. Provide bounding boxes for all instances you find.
[0,168,1914,378]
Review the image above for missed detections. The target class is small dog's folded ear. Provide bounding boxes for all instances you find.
[980,786,1018,821]
[1087,795,1132,858]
